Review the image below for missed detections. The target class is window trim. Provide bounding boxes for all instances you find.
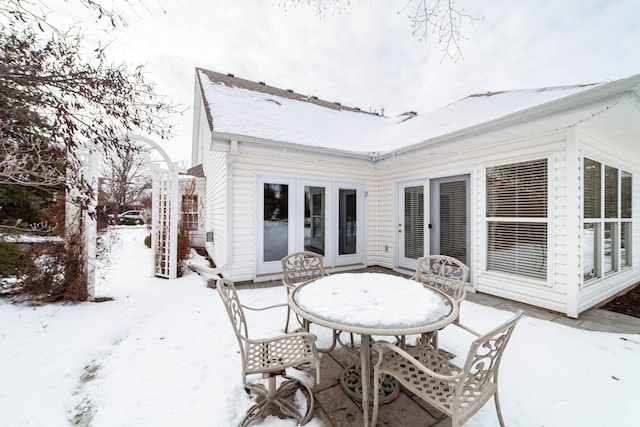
[483,155,553,285]
[255,174,367,276]
[581,155,632,287]
[181,194,199,232]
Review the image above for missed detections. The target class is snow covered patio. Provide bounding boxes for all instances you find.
[1,227,639,426]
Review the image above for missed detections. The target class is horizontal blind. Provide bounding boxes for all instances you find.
[404,186,424,260]
[440,180,467,264]
[486,158,548,280]
[487,159,548,218]
[621,171,632,218]
[604,165,618,218]
[583,158,601,219]
[487,222,547,279]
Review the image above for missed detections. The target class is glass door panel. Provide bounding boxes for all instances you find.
[339,189,357,255]
[304,186,325,256]
[398,182,425,269]
[404,186,424,259]
[263,183,289,262]
[430,176,469,265]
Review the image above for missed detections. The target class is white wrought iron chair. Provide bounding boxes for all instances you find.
[281,251,353,353]
[281,251,328,333]
[412,255,470,303]
[216,278,321,426]
[409,255,470,348]
[371,311,523,427]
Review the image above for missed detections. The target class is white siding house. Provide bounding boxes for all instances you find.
[192,68,640,318]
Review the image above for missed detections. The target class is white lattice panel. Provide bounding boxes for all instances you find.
[152,167,179,279]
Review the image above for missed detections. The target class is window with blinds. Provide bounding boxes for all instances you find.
[440,180,467,264]
[486,159,548,280]
[404,185,424,260]
[583,158,632,283]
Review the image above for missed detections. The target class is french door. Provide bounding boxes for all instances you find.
[257,176,365,275]
[397,175,470,271]
[398,181,426,269]
[430,175,469,266]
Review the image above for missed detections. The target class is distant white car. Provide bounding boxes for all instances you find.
[118,210,145,224]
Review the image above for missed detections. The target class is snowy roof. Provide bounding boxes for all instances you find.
[196,68,637,156]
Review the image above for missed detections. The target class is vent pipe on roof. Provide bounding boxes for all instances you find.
[259,81,266,85]
[227,73,234,77]
[287,89,294,93]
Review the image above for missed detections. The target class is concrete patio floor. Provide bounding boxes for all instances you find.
[246,267,640,426]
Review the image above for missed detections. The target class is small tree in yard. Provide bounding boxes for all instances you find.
[99,151,151,226]
[0,0,177,301]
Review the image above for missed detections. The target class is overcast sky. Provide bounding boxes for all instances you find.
[55,0,640,165]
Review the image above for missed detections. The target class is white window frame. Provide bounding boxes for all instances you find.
[335,181,366,266]
[256,174,366,275]
[483,156,553,285]
[581,156,632,287]
[181,194,199,232]
[256,175,297,275]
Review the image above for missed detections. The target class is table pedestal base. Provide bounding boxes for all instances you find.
[340,364,400,404]
[242,375,315,426]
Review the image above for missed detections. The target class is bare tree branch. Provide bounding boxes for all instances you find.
[281,0,481,62]
[0,2,179,210]
[401,0,480,62]
[99,149,151,215]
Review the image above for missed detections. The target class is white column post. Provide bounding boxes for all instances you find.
[566,128,580,318]
[169,164,180,279]
[150,165,160,277]
[84,148,99,299]
[65,145,98,300]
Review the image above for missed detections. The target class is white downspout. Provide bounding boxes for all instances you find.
[224,140,238,274]
[190,139,237,281]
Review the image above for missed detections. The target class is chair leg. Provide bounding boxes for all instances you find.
[284,307,292,333]
[315,328,339,353]
[494,390,506,427]
[371,368,381,427]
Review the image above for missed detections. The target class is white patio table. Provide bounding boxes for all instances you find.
[288,272,458,426]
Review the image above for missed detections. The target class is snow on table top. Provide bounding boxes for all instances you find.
[292,272,451,331]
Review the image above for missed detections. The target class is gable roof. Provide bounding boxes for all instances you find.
[197,68,373,114]
[196,67,640,158]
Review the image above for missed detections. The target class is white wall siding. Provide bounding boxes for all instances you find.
[375,129,575,313]
[371,164,393,268]
[227,141,375,281]
[191,84,209,167]
[203,146,228,273]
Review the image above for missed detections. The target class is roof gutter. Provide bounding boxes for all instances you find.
[211,132,376,161]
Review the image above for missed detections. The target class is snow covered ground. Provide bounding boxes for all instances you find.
[1,227,639,426]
